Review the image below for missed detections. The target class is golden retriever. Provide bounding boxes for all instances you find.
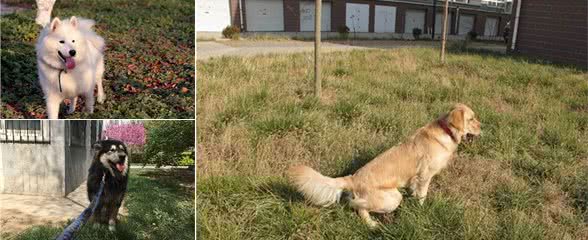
[288,103,481,227]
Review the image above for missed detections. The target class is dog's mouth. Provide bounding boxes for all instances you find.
[58,51,76,70]
[463,133,479,143]
[110,161,126,173]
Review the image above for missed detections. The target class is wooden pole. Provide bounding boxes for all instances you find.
[315,0,321,98]
[440,0,449,63]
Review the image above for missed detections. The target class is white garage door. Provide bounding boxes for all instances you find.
[404,10,426,34]
[374,5,396,33]
[300,1,331,32]
[434,12,453,34]
[484,17,498,36]
[246,0,284,31]
[458,14,475,35]
[346,3,369,32]
[196,0,231,32]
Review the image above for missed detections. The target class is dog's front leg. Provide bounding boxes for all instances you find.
[84,91,95,114]
[412,175,432,205]
[45,95,62,119]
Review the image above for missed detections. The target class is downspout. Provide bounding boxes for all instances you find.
[239,0,244,30]
[510,0,522,50]
[455,7,459,35]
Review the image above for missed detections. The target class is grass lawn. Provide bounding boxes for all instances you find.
[197,48,588,239]
[1,0,194,119]
[6,169,195,240]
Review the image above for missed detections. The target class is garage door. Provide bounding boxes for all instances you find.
[300,1,331,32]
[374,5,396,33]
[484,17,498,36]
[404,10,426,34]
[434,12,453,34]
[458,14,475,35]
[196,0,231,32]
[346,3,369,32]
[246,0,284,31]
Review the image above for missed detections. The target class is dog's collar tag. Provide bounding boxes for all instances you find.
[438,119,457,143]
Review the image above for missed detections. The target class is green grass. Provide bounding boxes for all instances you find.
[197,48,588,239]
[0,0,194,119]
[6,169,194,240]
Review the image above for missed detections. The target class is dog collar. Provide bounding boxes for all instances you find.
[58,69,66,93]
[437,119,457,143]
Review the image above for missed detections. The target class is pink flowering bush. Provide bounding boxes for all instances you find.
[102,123,146,146]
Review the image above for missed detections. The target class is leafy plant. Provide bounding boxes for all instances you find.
[143,121,195,167]
[222,25,240,40]
[337,25,350,39]
[412,28,422,40]
[467,31,478,41]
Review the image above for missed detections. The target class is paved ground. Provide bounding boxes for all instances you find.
[0,3,29,16]
[197,39,505,61]
[0,180,127,235]
[197,40,365,61]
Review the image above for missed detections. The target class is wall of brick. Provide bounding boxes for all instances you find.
[234,0,509,37]
[510,0,587,68]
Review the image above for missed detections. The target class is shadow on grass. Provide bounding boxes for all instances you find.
[256,178,305,203]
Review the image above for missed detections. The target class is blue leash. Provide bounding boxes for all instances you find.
[56,174,105,240]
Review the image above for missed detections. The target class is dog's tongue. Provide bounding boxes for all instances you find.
[65,57,76,70]
[116,163,125,172]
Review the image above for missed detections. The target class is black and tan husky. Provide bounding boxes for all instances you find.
[87,139,129,231]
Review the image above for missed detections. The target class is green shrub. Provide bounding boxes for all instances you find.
[337,25,350,39]
[412,28,422,39]
[222,25,240,40]
[467,31,478,41]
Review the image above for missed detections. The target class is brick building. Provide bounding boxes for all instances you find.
[508,0,587,68]
[198,0,512,40]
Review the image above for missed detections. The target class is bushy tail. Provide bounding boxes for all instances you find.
[288,165,353,207]
[77,18,106,52]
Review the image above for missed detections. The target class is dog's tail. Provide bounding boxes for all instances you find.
[288,165,353,207]
[76,17,106,52]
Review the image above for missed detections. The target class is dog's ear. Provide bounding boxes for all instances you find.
[70,16,78,28]
[92,141,103,152]
[50,17,61,32]
[448,108,465,131]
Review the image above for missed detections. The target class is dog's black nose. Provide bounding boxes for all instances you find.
[69,50,76,57]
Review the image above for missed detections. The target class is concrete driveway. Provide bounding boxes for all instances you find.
[197,40,366,61]
[196,39,505,61]
[0,180,127,235]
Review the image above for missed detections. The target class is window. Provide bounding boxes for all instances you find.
[0,120,51,143]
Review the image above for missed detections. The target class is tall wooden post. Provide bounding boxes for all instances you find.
[440,0,449,63]
[315,0,321,98]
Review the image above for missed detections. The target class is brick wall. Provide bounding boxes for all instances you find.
[235,0,509,37]
[510,0,587,68]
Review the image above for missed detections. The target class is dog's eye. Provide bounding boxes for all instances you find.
[59,40,65,44]
[72,40,75,43]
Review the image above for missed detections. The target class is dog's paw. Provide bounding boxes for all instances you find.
[108,219,116,232]
[366,219,379,229]
[97,94,105,104]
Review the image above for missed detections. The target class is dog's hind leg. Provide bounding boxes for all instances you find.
[358,209,378,228]
[96,58,105,104]
[66,96,78,114]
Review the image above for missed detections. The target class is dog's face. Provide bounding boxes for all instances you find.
[447,103,481,142]
[93,140,129,176]
[39,16,87,70]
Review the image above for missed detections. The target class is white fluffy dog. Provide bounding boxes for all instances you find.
[36,16,105,119]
